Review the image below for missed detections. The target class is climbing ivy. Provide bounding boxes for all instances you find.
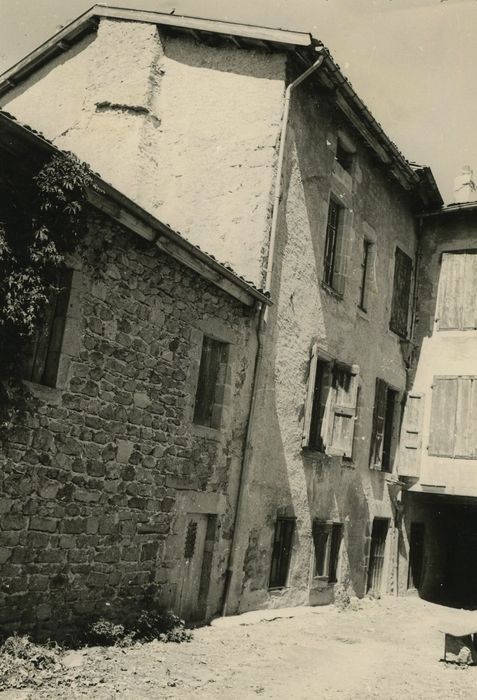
[0,151,95,433]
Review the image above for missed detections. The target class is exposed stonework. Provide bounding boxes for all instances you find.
[0,207,258,638]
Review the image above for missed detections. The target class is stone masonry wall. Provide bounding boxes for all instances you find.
[0,207,258,639]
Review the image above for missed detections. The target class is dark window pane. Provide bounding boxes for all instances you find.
[269,518,295,588]
[323,200,341,288]
[335,141,353,173]
[309,359,329,451]
[390,248,412,337]
[382,388,398,471]
[329,523,343,583]
[193,336,228,428]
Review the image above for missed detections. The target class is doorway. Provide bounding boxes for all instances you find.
[177,513,216,622]
[367,518,389,594]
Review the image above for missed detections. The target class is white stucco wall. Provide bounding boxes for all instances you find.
[2,18,286,286]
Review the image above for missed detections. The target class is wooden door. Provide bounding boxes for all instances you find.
[178,513,208,621]
[367,518,389,594]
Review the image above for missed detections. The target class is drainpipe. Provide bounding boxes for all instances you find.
[221,50,326,616]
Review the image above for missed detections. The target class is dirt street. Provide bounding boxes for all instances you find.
[3,597,477,699]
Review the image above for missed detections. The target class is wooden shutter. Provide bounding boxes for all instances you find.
[454,377,477,458]
[428,377,458,457]
[302,343,319,448]
[390,248,412,338]
[370,378,387,469]
[329,364,359,458]
[437,253,477,330]
[398,392,424,477]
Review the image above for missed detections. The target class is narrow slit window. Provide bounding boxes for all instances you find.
[193,335,228,429]
[358,240,372,312]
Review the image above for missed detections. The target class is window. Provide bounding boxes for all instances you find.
[335,139,354,174]
[269,517,295,589]
[390,247,413,337]
[193,335,229,429]
[435,251,477,330]
[370,378,399,472]
[323,198,346,295]
[313,521,343,582]
[23,269,73,387]
[429,376,477,458]
[358,239,372,312]
[302,345,359,459]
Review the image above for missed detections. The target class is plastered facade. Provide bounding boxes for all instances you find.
[3,18,286,287]
[227,78,418,612]
[0,205,258,638]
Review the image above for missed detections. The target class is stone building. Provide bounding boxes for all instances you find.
[3,4,474,626]
[0,111,267,635]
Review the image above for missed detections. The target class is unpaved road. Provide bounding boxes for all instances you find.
[3,597,477,699]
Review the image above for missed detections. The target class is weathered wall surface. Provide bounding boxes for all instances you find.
[2,19,286,286]
[0,207,258,638]
[408,211,477,496]
[228,78,417,612]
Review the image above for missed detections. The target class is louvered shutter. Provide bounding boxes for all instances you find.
[390,248,412,337]
[370,378,387,468]
[428,377,458,457]
[302,343,319,448]
[398,392,424,477]
[454,377,477,458]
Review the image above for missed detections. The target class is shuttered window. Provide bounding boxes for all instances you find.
[436,252,477,330]
[269,517,295,589]
[323,199,347,296]
[313,520,343,582]
[398,392,424,477]
[390,248,413,338]
[370,379,399,471]
[23,269,73,387]
[193,336,229,429]
[302,346,359,458]
[429,376,477,458]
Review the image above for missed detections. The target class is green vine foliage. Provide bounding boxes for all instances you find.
[0,152,95,434]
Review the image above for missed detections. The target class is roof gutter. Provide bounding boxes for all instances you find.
[221,52,326,616]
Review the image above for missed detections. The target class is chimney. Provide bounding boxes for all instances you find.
[454,165,477,203]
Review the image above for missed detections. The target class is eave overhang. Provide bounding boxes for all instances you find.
[0,4,442,210]
[0,111,269,308]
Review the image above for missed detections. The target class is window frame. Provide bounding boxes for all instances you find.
[269,517,296,590]
[369,378,400,472]
[193,334,229,431]
[312,520,343,583]
[23,268,73,388]
[302,345,360,460]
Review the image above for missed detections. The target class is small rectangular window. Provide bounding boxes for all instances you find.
[390,248,413,338]
[313,520,342,582]
[323,198,344,292]
[193,335,228,429]
[335,140,353,174]
[269,517,295,589]
[358,240,372,312]
[370,379,399,472]
[23,268,73,388]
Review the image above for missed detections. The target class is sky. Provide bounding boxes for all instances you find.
[0,0,476,203]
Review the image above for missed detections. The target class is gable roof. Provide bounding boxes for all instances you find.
[0,4,442,209]
[0,110,269,308]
